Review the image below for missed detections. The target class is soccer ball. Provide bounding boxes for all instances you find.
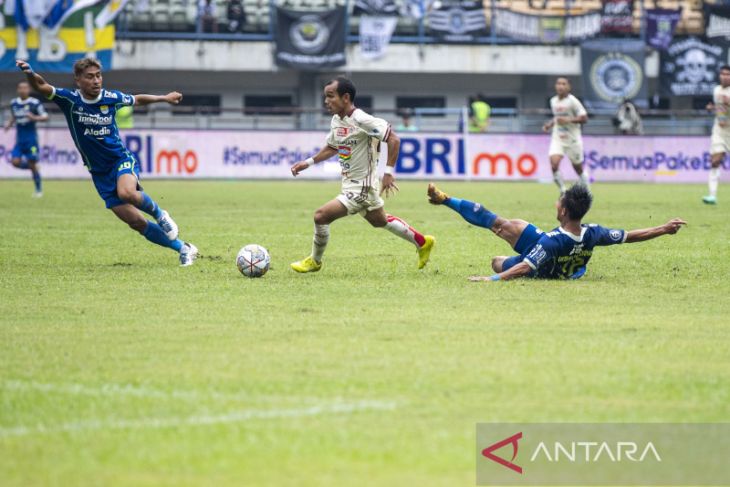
[236,244,270,278]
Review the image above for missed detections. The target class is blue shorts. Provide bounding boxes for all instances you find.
[502,223,543,274]
[91,158,142,209]
[11,140,40,162]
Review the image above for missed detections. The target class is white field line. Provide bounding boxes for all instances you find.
[0,400,397,438]
[1,379,321,403]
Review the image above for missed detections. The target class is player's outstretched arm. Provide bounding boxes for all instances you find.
[16,61,54,99]
[469,261,533,282]
[291,145,338,176]
[625,218,686,243]
[3,115,15,132]
[134,92,183,107]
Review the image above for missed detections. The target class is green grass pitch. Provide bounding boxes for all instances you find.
[1,179,728,486]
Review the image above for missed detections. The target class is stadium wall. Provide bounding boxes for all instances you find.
[1,128,727,184]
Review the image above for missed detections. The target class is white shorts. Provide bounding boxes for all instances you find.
[710,127,730,155]
[549,138,584,165]
[336,180,384,215]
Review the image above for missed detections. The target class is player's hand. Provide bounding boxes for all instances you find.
[663,218,687,235]
[16,60,32,73]
[165,92,183,105]
[468,275,492,282]
[380,173,399,197]
[291,161,309,176]
[706,102,715,112]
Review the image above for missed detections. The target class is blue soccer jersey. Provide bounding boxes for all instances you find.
[48,87,135,173]
[11,96,46,144]
[523,224,627,279]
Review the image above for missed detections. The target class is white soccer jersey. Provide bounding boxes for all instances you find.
[713,85,730,131]
[325,108,391,188]
[550,94,587,145]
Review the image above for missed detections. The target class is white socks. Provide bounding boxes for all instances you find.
[384,214,425,248]
[553,170,566,193]
[578,169,590,188]
[312,224,329,262]
[709,167,720,197]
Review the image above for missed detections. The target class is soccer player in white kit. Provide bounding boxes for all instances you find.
[703,65,730,205]
[289,77,435,273]
[543,77,589,194]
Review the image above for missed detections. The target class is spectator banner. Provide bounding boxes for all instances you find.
[0,0,114,71]
[600,0,634,34]
[353,0,398,16]
[2,129,727,184]
[493,8,601,44]
[274,7,346,70]
[704,4,730,39]
[359,16,398,60]
[645,8,682,51]
[660,37,727,96]
[582,39,647,109]
[427,0,487,42]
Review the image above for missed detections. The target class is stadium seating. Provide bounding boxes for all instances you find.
[117,0,711,37]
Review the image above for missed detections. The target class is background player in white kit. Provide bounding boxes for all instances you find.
[703,65,730,205]
[543,77,589,194]
[289,77,435,273]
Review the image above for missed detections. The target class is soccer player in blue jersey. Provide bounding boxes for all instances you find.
[427,183,686,281]
[3,80,48,197]
[16,58,198,266]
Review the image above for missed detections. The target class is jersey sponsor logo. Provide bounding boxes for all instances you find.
[105,91,118,100]
[527,245,547,266]
[338,146,352,160]
[75,112,114,125]
[336,127,349,137]
[83,126,111,137]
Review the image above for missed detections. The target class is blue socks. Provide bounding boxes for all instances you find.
[143,221,183,252]
[138,192,163,219]
[31,171,41,192]
[444,197,498,230]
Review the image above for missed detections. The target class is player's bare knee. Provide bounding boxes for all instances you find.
[117,187,137,203]
[315,208,337,225]
[11,159,22,168]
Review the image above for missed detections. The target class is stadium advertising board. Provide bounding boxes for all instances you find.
[1,129,727,184]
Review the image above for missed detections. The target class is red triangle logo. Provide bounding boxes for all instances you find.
[481,432,523,474]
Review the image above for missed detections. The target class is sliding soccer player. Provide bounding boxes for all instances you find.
[17,58,198,266]
[427,183,685,281]
[290,76,434,273]
[4,80,48,197]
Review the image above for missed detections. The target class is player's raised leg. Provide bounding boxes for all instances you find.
[117,172,179,239]
[427,183,529,249]
[362,208,435,269]
[291,199,349,273]
[704,152,723,204]
[110,204,198,266]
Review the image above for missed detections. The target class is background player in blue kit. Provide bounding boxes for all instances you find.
[3,81,49,197]
[427,183,686,281]
[16,58,198,266]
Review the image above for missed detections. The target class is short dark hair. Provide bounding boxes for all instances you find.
[328,76,356,103]
[561,184,593,220]
[73,57,102,78]
[720,65,730,73]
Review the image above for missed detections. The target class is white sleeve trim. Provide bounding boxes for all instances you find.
[523,258,537,270]
[621,230,628,243]
[47,86,56,100]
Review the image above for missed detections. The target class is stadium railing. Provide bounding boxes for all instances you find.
[0,105,715,135]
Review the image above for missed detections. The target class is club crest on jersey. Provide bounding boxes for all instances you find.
[337,127,349,137]
[610,230,622,241]
[100,105,109,114]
